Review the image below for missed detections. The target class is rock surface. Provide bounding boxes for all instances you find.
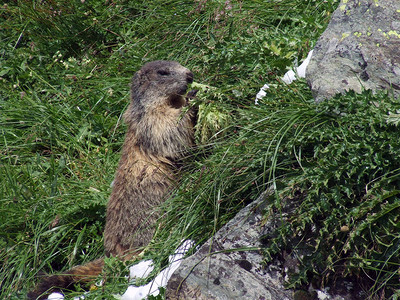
[165,189,362,300]
[306,0,400,102]
[165,189,293,300]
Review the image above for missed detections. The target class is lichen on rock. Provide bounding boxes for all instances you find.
[306,0,400,102]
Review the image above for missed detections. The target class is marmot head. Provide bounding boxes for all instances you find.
[130,60,194,110]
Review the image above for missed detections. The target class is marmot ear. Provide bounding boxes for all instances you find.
[131,71,141,88]
[130,71,145,103]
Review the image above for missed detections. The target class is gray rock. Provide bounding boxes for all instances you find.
[165,189,293,300]
[165,190,364,300]
[306,0,400,102]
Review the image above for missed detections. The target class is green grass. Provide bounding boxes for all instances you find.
[5,0,399,299]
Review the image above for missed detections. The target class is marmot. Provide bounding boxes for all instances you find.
[28,60,197,299]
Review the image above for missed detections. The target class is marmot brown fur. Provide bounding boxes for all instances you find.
[28,60,197,299]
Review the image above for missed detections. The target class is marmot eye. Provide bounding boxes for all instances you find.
[157,70,170,76]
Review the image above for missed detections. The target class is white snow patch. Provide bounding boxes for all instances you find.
[129,260,154,280]
[255,49,314,103]
[317,289,330,300]
[296,49,313,78]
[282,49,313,84]
[44,240,195,300]
[47,293,64,300]
[121,240,195,300]
[281,69,296,84]
[255,83,270,105]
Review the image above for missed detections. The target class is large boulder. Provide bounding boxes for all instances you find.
[165,190,293,300]
[306,0,400,102]
[165,191,360,300]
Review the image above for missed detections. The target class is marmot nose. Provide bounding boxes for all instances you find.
[186,72,194,84]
